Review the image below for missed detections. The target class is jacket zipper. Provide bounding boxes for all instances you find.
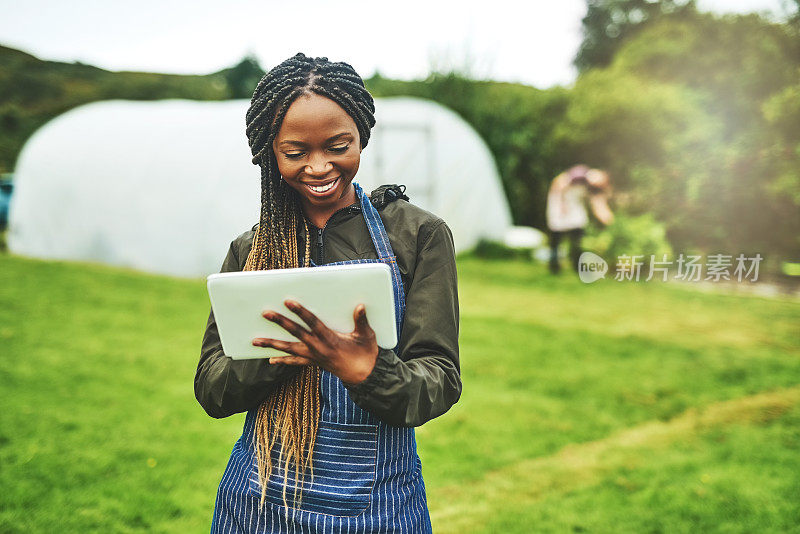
[316,227,324,266]
[311,204,360,266]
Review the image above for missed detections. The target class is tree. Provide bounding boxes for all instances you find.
[575,0,696,71]
[570,11,800,259]
[787,0,800,30]
[223,55,265,99]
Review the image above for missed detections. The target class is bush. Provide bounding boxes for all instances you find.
[584,213,673,264]
[469,239,534,261]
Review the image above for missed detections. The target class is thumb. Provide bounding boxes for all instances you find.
[353,304,373,337]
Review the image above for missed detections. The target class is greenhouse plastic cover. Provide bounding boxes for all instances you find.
[9,97,511,277]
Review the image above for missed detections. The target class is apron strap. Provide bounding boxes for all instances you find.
[353,182,406,334]
[354,182,397,261]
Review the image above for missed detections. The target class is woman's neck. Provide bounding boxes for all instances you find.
[302,183,357,229]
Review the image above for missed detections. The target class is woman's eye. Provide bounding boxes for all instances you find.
[329,144,349,154]
[284,152,305,160]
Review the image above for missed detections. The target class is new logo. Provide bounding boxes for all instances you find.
[578,252,608,283]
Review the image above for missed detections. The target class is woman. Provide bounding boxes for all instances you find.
[195,53,461,533]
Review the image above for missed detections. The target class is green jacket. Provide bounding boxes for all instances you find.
[195,186,461,427]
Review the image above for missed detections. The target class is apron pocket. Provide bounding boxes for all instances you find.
[250,420,379,517]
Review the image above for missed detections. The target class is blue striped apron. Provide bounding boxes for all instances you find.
[211,183,433,533]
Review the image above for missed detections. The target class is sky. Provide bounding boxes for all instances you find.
[0,0,791,88]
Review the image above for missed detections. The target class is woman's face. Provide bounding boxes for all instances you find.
[272,93,361,219]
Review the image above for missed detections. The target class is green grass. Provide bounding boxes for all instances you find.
[1,255,798,533]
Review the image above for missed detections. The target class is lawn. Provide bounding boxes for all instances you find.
[0,254,798,533]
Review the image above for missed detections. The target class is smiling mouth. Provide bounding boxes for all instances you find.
[305,177,340,195]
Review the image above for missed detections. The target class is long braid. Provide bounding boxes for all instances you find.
[244,52,376,511]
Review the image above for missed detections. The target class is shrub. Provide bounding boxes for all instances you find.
[469,239,534,261]
[584,213,673,264]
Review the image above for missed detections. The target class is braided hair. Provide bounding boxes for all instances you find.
[243,53,376,509]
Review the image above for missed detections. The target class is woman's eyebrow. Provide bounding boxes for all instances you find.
[325,132,353,142]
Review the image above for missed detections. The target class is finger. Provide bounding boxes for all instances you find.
[262,311,312,342]
[270,355,313,366]
[284,300,333,338]
[252,337,311,358]
[353,304,374,337]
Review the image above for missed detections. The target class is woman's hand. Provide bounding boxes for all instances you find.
[252,300,379,385]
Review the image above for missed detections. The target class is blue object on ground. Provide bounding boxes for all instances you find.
[0,178,13,230]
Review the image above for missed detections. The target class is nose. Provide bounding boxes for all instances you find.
[304,152,333,177]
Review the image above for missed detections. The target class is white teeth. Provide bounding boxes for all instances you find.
[308,178,338,193]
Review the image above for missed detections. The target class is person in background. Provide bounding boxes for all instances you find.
[546,165,614,274]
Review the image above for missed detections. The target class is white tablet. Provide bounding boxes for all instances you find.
[207,263,397,359]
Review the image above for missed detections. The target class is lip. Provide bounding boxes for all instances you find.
[302,176,341,197]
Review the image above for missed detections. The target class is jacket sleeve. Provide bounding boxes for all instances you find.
[345,220,461,427]
[194,241,299,418]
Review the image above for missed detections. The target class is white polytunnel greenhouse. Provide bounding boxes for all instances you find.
[9,96,512,277]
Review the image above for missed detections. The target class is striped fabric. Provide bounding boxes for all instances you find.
[210,183,433,533]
